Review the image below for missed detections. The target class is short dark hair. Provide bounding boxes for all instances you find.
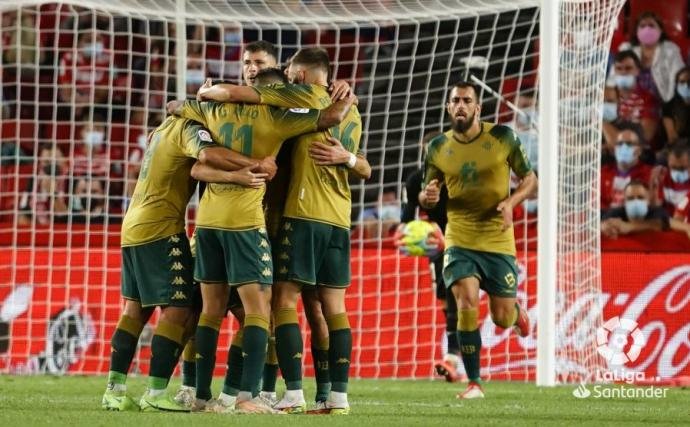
[290,47,331,75]
[254,68,287,86]
[614,50,641,70]
[668,141,690,159]
[244,40,278,62]
[625,179,649,192]
[616,121,645,145]
[448,81,480,102]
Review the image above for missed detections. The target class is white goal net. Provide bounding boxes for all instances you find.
[0,0,624,382]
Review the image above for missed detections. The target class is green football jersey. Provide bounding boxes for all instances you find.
[121,116,215,246]
[254,83,362,229]
[424,124,532,256]
[176,100,321,230]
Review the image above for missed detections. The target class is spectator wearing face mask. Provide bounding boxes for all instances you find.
[359,189,402,239]
[617,11,685,103]
[601,128,653,210]
[650,143,690,215]
[603,50,660,147]
[71,116,110,177]
[70,177,107,224]
[58,30,114,117]
[662,67,690,144]
[601,180,669,239]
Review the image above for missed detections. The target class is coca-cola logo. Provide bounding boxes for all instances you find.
[476,264,690,380]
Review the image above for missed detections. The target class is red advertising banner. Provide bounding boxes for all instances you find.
[0,248,688,381]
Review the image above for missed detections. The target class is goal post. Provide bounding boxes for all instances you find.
[0,0,624,383]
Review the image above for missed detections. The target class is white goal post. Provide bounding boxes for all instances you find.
[0,0,625,383]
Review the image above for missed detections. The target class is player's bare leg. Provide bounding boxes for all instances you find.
[489,295,530,337]
[451,277,485,399]
[303,289,331,406]
[102,300,154,411]
[273,280,307,413]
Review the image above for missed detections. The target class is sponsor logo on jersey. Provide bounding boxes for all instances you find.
[198,129,212,142]
[171,262,184,271]
[168,235,181,243]
[289,108,310,114]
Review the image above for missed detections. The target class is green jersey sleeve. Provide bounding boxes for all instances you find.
[179,122,216,158]
[177,100,211,126]
[423,136,445,185]
[507,130,533,178]
[269,106,320,139]
[255,83,322,108]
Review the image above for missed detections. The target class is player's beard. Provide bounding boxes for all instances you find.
[451,110,475,133]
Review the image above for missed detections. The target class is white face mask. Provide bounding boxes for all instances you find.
[379,204,401,221]
[83,41,104,58]
[186,69,205,85]
[84,130,104,146]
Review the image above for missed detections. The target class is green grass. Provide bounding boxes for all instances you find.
[0,376,688,426]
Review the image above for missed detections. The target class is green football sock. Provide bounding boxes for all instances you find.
[312,337,330,402]
[108,315,144,385]
[326,313,351,394]
[240,314,269,396]
[457,308,482,383]
[275,308,303,390]
[223,328,243,396]
[194,313,223,401]
[181,339,196,388]
[262,336,279,393]
[148,319,185,391]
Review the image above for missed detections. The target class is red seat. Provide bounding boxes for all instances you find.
[0,163,34,222]
[1,120,39,155]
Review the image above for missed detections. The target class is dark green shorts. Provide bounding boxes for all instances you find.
[275,217,350,287]
[121,232,195,307]
[442,246,518,298]
[194,227,273,286]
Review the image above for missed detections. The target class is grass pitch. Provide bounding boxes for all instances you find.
[0,375,688,426]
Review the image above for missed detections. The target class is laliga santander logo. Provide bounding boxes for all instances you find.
[596,317,646,366]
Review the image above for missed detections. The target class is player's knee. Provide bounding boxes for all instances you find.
[490,307,514,328]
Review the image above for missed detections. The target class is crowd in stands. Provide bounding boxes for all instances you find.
[2,3,690,249]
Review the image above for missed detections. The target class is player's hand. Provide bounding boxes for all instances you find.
[422,179,441,207]
[329,80,352,101]
[231,165,268,188]
[196,78,213,101]
[496,199,513,232]
[309,136,350,165]
[257,156,277,181]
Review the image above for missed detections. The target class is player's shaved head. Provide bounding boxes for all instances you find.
[254,68,287,86]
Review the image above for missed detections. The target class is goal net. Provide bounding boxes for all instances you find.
[0,0,623,382]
